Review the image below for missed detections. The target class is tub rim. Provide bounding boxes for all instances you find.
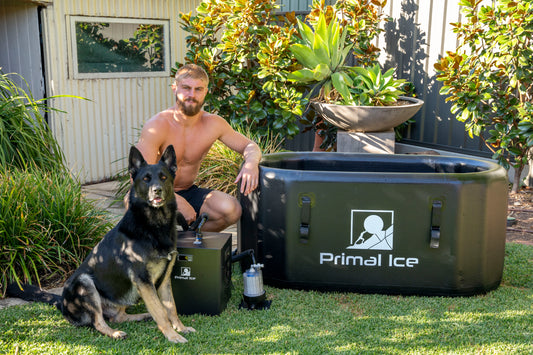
[259,152,504,177]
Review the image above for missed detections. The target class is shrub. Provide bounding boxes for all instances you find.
[177,0,387,136]
[177,0,388,150]
[177,0,304,138]
[0,168,113,295]
[434,0,533,193]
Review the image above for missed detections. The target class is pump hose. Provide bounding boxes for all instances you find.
[231,249,256,264]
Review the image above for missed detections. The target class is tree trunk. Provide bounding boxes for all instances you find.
[312,130,326,152]
[512,165,524,194]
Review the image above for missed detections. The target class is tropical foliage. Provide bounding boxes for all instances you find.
[434,0,533,192]
[288,12,356,104]
[349,64,407,106]
[286,2,405,149]
[177,0,304,138]
[176,0,388,141]
[288,12,406,106]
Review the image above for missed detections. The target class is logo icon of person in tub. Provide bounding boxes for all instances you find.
[347,210,394,250]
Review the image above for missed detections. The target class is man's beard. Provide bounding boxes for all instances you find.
[176,96,204,116]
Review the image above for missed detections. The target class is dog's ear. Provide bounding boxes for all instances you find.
[160,145,177,176]
[128,146,147,179]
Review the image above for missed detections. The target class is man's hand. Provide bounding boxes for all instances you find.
[235,160,259,196]
[175,193,197,224]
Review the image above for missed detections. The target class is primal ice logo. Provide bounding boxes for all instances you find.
[347,210,394,250]
[181,267,191,277]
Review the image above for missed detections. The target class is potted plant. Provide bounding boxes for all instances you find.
[288,11,423,146]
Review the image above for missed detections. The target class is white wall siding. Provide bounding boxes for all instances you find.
[41,0,199,183]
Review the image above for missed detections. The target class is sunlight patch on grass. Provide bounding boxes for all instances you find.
[255,324,293,343]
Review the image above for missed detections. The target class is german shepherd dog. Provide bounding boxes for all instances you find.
[7,145,195,343]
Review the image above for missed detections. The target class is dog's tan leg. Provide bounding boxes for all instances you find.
[93,309,128,339]
[109,306,152,323]
[66,274,128,340]
[137,283,188,343]
[158,256,196,334]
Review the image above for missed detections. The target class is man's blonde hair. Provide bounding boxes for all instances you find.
[175,64,209,84]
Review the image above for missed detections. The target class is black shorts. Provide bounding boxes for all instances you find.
[175,185,212,215]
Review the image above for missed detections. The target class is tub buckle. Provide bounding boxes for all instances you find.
[299,196,311,243]
[430,200,442,248]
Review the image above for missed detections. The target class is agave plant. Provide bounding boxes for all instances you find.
[288,12,355,104]
[349,64,406,106]
[288,14,406,107]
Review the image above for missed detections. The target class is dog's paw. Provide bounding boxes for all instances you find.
[181,326,196,334]
[173,324,196,334]
[112,330,128,340]
[165,331,188,343]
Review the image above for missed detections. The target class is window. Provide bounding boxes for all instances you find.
[70,16,170,79]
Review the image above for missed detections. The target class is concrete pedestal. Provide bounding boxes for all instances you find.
[337,130,395,154]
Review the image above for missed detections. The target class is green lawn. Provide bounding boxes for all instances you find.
[1,243,531,354]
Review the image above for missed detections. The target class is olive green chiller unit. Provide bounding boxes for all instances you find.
[238,153,508,296]
[171,232,232,315]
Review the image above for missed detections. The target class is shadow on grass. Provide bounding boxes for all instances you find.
[1,243,531,354]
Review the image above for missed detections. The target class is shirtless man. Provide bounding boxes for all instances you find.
[135,64,261,232]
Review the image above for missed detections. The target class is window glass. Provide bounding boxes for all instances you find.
[71,16,169,79]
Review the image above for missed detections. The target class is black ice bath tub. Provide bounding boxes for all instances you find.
[238,152,508,296]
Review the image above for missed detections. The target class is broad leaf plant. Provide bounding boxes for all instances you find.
[177,0,388,144]
[434,0,533,193]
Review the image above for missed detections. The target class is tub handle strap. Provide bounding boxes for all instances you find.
[430,200,442,248]
[299,196,311,243]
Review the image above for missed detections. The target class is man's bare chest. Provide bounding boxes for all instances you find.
[165,127,218,164]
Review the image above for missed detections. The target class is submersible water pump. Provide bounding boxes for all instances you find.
[232,249,271,310]
[243,263,266,308]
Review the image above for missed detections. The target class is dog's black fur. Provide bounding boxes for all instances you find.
[7,145,195,343]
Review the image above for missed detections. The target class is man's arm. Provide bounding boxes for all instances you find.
[135,117,167,164]
[236,140,261,196]
[218,122,262,196]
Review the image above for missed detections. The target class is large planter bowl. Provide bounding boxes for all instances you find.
[312,96,424,132]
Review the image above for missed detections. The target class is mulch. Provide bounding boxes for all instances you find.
[506,188,533,246]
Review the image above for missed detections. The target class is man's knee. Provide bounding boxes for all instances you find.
[216,194,241,221]
[203,192,241,223]
[225,197,242,223]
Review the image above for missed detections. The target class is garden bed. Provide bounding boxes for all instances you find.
[507,189,533,246]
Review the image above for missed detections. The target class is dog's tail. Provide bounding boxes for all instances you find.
[6,283,62,311]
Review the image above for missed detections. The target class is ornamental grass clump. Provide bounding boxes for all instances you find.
[0,71,112,295]
[0,71,67,172]
[195,127,285,196]
[0,167,113,296]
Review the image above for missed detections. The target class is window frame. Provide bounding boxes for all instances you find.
[69,15,171,79]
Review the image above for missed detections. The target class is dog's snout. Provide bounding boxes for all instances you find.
[151,185,162,196]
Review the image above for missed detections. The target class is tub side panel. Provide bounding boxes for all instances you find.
[281,176,463,293]
[239,167,288,279]
[452,174,507,292]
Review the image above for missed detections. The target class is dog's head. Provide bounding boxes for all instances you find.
[128,145,177,208]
